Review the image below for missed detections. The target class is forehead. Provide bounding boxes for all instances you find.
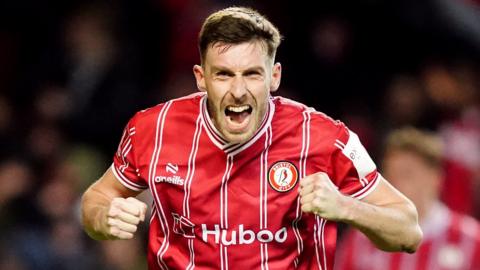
[384,150,427,168]
[204,41,270,69]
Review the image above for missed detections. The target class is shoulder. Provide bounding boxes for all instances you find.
[272,96,349,143]
[272,96,342,126]
[130,92,204,127]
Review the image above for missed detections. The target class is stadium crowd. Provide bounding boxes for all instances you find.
[0,0,479,269]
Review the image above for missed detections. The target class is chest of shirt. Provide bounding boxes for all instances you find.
[136,126,329,231]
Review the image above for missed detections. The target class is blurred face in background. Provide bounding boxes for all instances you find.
[383,149,442,217]
[194,40,281,144]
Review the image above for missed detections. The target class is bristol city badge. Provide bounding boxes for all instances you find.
[268,161,299,192]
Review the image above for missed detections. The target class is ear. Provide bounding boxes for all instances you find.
[193,65,207,92]
[269,62,282,92]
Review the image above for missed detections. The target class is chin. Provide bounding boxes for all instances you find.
[225,134,250,144]
[225,130,255,144]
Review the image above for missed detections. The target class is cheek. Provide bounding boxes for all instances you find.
[387,176,417,198]
[384,168,413,190]
[206,83,228,99]
[250,84,270,101]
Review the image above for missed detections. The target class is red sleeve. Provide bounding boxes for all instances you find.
[111,114,148,191]
[328,125,380,199]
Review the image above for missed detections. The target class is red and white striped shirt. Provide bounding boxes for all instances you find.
[112,93,380,270]
[335,202,480,270]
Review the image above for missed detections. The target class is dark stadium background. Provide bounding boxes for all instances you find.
[0,0,479,269]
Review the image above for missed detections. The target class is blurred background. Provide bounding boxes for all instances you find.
[0,0,479,269]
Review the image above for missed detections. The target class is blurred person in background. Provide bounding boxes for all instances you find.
[382,74,430,130]
[60,3,147,154]
[0,1,164,268]
[0,155,104,270]
[81,6,421,270]
[335,127,480,270]
[421,60,480,218]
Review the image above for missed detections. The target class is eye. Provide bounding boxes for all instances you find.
[216,71,231,77]
[245,71,262,77]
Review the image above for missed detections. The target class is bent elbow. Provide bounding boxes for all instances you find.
[402,225,423,253]
[401,198,423,253]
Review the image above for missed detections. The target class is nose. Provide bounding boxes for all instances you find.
[229,75,248,100]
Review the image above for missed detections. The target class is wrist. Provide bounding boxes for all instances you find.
[84,204,110,240]
[95,205,111,235]
[337,194,356,223]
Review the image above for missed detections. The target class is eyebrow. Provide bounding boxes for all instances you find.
[210,65,266,74]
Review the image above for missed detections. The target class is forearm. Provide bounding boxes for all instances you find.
[81,184,113,240]
[81,168,146,240]
[340,196,422,253]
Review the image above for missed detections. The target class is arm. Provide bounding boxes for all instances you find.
[300,173,422,253]
[81,167,147,240]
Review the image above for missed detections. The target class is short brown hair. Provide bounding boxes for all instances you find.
[198,7,282,63]
[384,127,444,168]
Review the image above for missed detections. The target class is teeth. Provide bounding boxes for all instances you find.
[226,105,250,113]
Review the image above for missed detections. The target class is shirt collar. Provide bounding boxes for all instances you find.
[200,94,275,155]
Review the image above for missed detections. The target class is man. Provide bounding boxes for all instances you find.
[335,128,480,270]
[81,7,422,269]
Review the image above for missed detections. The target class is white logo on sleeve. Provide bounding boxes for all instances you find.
[335,130,376,182]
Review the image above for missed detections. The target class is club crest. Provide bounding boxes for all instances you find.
[268,161,298,192]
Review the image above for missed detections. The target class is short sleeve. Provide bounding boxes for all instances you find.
[328,127,380,200]
[111,116,148,191]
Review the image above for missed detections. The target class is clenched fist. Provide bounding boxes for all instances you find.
[299,172,350,221]
[105,197,147,239]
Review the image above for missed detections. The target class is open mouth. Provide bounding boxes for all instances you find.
[224,105,253,128]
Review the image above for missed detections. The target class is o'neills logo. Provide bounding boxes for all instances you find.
[154,175,184,185]
[201,224,287,245]
[268,161,298,192]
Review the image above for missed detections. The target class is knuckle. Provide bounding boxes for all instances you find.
[122,232,134,239]
[107,217,116,226]
[109,209,121,218]
[299,178,307,185]
[133,217,140,225]
[128,197,145,207]
[107,207,117,217]
[128,204,141,215]
[312,198,321,208]
[118,213,130,222]
[125,215,139,225]
[111,197,124,205]
[316,172,329,178]
[126,199,139,207]
[109,204,124,216]
[109,227,119,236]
[300,197,306,205]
